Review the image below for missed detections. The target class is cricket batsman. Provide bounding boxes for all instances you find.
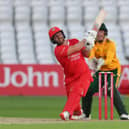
[48,26,96,120]
[82,23,129,120]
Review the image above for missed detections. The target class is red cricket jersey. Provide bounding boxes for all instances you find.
[55,38,92,85]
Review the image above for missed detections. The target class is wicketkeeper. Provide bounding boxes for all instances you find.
[48,26,97,120]
[82,23,129,120]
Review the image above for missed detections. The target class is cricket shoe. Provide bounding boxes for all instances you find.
[60,111,70,120]
[85,114,91,120]
[120,114,129,120]
[71,109,86,120]
[71,113,86,120]
[82,114,91,120]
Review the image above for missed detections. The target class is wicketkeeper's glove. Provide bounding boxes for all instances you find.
[88,57,105,75]
[96,58,105,71]
[88,57,98,71]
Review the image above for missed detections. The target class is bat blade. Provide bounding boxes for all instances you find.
[92,8,107,32]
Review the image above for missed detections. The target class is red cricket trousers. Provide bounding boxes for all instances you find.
[62,73,92,116]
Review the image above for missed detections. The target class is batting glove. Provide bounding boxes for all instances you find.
[87,30,97,39]
[84,30,97,51]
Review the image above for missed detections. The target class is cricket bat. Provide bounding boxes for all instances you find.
[92,8,107,32]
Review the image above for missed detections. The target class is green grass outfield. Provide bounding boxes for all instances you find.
[0,96,129,129]
[0,121,129,129]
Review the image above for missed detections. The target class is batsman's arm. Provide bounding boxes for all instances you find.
[81,48,91,57]
[67,39,86,56]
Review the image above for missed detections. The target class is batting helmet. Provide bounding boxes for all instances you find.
[48,26,65,44]
[99,23,108,36]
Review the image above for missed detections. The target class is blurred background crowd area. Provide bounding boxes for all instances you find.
[0,0,129,65]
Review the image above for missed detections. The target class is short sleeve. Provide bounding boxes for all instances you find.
[55,45,69,58]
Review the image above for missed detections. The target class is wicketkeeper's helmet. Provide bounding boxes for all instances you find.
[99,23,108,36]
[48,26,65,44]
